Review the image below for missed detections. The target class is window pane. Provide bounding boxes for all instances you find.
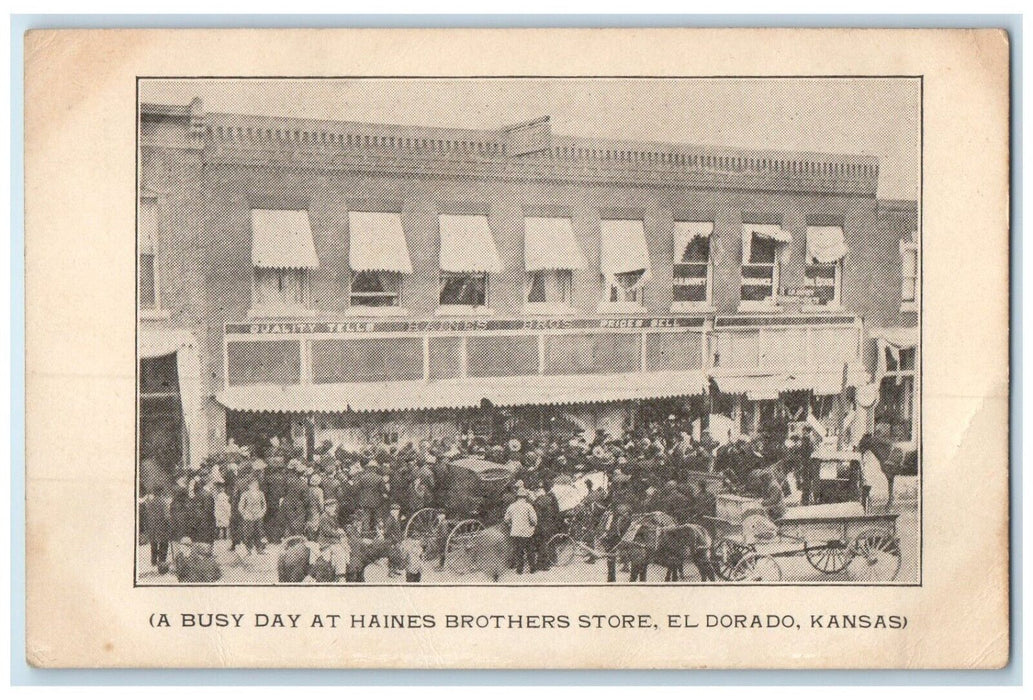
[312,338,423,383]
[674,263,708,279]
[544,333,641,375]
[440,272,487,306]
[646,332,703,371]
[673,283,707,302]
[749,235,777,263]
[467,336,539,377]
[741,283,774,301]
[742,264,774,281]
[351,271,400,307]
[526,271,546,303]
[227,341,302,386]
[680,237,710,263]
[255,268,306,307]
[139,253,156,309]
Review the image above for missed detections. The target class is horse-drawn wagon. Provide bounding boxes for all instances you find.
[704,447,903,581]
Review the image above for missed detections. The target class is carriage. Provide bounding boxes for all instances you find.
[703,447,903,581]
[402,457,518,574]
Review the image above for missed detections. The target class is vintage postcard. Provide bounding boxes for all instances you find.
[24,28,1009,668]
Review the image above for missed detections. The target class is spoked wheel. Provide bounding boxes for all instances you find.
[712,538,754,581]
[728,553,783,582]
[847,528,903,581]
[804,540,854,575]
[404,507,441,559]
[445,519,485,575]
[548,533,577,567]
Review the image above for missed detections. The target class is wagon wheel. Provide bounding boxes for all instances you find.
[404,507,441,559]
[445,519,485,575]
[712,538,754,581]
[728,553,783,582]
[846,528,902,581]
[548,533,577,568]
[804,540,854,575]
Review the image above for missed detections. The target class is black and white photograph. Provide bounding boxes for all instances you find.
[135,77,922,586]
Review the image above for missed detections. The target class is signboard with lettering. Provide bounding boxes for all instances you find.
[503,116,552,157]
[225,316,706,336]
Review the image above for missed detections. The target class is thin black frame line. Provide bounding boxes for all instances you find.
[133,74,925,588]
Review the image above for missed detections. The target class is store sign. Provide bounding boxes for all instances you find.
[226,316,705,336]
[780,286,819,298]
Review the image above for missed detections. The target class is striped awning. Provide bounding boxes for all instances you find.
[348,211,413,273]
[674,221,713,261]
[742,223,792,263]
[806,225,848,264]
[524,217,585,271]
[251,210,319,269]
[439,214,503,273]
[216,370,707,414]
[600,219,652,284]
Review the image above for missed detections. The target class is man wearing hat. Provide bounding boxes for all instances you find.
[383,503,405,577]
[503,488,538,575]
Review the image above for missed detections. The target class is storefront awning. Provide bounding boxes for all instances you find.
[674,222,713,260]
[216,370,707,414]
[251,210,320,269]
[713,366,868,400]
[600,219,652,284]
[347,211,413,273]
[524,217,585,271]
[439,214,503,273]
[742,223,792,262]
[870,326,918,350]
[139,327,198,359]
[806,225,848,264]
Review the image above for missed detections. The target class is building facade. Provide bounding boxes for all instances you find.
[138,100,920,473]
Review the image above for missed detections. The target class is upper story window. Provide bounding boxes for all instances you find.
[249,209,319,318]
[672,222,714,311]
[599,219,651,313]
[900,232,919,311]
[803,225,848,310]
[523,216,585,314]
[138,197,159,311]
[438,214,502,315]
[740,223,792,309]
[347,211,413,316]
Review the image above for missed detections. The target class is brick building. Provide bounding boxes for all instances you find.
[137,99,919,474]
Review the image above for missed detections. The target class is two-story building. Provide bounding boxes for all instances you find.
[138,99,919,473]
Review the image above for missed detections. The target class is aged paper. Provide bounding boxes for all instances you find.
[24,28,1009,668]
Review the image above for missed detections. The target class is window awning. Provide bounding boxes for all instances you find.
[439,214,503,273]
[139,198,157,254]
[251,210,319,269]
[216,370,707,414]
[600,219,652,286]
[348,211,413,273]
[806,225,848,264]
[674,222,713,260]
[742,223,792,262]
[524,217,586,271]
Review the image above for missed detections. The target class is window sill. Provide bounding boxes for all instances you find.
[597,301,647,315]
[901,301,918,313]
[799,304,847,314]
[435,306,496,317]
[139,308,170,320]
[247,306,318,319]
[670,302,716,314]
[523,303,577,316]
[737,301,781,313]
[345,306,410,317]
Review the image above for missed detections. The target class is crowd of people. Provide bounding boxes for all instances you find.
[139,417,818,584]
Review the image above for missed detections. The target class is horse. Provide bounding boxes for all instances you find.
[857,434,919,509]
